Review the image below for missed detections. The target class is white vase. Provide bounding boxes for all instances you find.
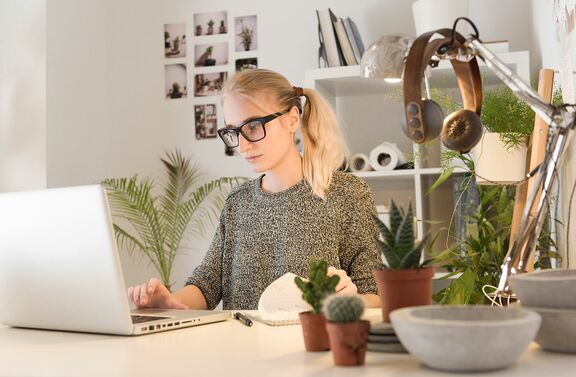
[472,132,528,185]
[412,0,470,37]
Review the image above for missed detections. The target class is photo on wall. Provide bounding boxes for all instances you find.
[164,64,188,99]
[194,11,228,36]
[164,23,186,58]
[194,72,228,97]
[195,104,218,139]
[235,57,258,71]
[195,42,228,67]
[235,15,257,52]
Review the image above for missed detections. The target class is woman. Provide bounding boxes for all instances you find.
[129,69,381,310]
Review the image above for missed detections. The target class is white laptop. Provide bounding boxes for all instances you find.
[0,185,230,335]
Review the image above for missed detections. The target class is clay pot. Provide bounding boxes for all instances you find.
[298,312,330,351]
[326,320,370,366]
[374,267,434,322]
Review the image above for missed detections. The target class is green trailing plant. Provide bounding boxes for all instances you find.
[102,149,245,290]
[373,199,433,270]
[294,259,340,315]
[323,294,365,323]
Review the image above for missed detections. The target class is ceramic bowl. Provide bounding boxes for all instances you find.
[390,305,541,372]
[509,269,576,309]
[523,306,576,353]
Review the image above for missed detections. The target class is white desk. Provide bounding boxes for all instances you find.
[0,310,575,377]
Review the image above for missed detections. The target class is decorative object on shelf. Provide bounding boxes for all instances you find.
[349,153,372,172]
[219,19,227,34]
[510,269,576,353]
[206,19,215,35]
[323,294,369,366]
[368,142,408,171]
[101,149,243,290]
[361,34,412,83]
[204,46,216,66]
[412,0,470,37]
[294,259,340,351]
[373,199,435,322]
[390,305,541,372]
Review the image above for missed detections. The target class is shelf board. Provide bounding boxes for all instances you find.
[352,166,467,179]
[305,51,530,96]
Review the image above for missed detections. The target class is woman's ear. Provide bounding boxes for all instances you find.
[287,106,301,133]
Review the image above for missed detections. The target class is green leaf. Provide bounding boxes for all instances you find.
[444,268,476,305]
[427,167,454,195]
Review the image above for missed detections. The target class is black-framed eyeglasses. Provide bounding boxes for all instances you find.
[217,112,286,148]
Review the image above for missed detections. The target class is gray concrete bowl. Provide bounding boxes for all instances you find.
[523,306,576,353]
[390,305,541,372]
[509,269,576,309]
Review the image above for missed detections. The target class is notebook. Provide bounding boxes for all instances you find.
[0,185,230,335]
[247,273,311,326]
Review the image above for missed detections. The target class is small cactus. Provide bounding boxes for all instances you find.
[295,259,340,314]
[323,294,365,323]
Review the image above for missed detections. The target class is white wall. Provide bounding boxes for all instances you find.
[0,0,538,289]
[531,0,576,267]
[0,0,46,192]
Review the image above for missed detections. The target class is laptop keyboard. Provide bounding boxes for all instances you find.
[131,315,170,324]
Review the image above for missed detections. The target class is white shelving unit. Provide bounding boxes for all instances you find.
[305,50,530,242]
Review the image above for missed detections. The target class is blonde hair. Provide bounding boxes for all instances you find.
[222,69,349,199]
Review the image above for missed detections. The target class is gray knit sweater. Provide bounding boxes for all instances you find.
[185,171,380,310]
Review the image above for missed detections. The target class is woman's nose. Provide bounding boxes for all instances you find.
[237,133,252,153]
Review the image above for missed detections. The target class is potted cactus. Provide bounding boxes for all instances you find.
[373,199,434,322]
[294,259,340,352]
[324,294,369,366]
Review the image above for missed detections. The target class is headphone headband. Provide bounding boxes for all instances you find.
[403,29,482,143]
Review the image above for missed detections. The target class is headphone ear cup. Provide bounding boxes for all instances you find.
[421,99,444,140]
[440,109,483,152]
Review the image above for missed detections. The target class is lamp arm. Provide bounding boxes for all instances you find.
[464,36,576,296]
[468,38,557,125]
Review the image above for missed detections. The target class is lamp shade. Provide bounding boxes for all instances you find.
[360,34,413,83]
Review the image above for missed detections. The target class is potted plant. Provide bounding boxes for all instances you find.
[219,19,227,34]
[472,86,534,184]
[195,24,202,36]
[102,149,244,290]
[207,19,215,35]
[373,199,434,322]
[294,259,340,351]
[237,21,253,51]
[204,46,215,66]
[324,294,369,366]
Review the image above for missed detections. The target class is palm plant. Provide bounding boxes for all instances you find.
[102,149,244,290]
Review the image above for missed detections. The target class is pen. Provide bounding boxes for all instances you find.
[233,312,253,327]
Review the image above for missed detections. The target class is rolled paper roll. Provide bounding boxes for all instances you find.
[349,153,372,172]
[369,142,407,171]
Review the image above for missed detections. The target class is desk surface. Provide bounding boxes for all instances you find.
[0,309,575,377]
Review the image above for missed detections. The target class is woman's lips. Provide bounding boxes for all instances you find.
[245,154,262,163]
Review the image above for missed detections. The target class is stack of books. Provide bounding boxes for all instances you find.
[367,322,407,353]
[316,8,366,68]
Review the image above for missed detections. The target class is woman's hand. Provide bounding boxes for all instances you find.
[127,277,188,309]
[327,266,358,294]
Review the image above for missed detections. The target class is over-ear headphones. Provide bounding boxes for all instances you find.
[403,29,483,152]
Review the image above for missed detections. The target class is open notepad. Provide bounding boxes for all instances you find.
[247,273,311,326]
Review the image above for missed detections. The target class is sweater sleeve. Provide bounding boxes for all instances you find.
[341,181,381,295]
[185,214,226,310]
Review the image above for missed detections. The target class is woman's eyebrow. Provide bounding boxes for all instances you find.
[224,114,263,128]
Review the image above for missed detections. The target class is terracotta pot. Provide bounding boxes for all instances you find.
[326,320,370,366]
[374,267,434,322]
[298,312,330,351]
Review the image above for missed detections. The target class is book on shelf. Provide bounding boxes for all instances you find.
[333,17,357,65]
[316,8,346,67]
[342,17,365,64]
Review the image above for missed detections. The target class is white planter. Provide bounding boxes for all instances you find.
[412,0,469,37]
[472,132,528,185]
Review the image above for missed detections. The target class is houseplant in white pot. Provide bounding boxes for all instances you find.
[472,87,534,184]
